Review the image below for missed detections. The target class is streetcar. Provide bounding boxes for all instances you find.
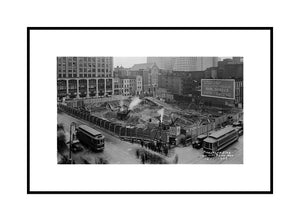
[203,126,239,155]
[76,125,105,152]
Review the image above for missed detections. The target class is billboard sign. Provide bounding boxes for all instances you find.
[201,79,235,99]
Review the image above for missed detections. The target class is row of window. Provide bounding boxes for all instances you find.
[57,57,112,63]
[58,74,113,78]
[58,62,110,66]
[58,68,111,72]
[218,132,237,147]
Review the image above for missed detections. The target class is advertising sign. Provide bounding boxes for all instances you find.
[201,79,235,99]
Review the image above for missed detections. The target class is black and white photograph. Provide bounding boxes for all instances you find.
[57,57,244,164]
[4,0,300,220]
[28,27,272,193]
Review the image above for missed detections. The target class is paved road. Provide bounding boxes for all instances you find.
[58,111,243,164]
[58,112,141,164]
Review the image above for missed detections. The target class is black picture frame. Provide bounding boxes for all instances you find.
[27,27,273,194]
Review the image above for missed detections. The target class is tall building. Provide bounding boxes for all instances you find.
[172,57,218,72]
[147,57,174,70]
[147,57,218,71]
[57,57,114,100]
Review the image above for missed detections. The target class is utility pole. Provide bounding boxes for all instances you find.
[69,122,76,163]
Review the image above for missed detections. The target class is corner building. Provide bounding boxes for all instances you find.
[57,57,114,100]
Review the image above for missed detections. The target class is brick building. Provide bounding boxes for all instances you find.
[57,57,114,100]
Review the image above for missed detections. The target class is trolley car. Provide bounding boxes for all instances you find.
[203,126,239,155]
[76,125,105,152]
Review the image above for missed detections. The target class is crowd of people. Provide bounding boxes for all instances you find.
[140,139,169,156]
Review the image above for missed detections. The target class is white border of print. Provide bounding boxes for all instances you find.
[29,28,271,192]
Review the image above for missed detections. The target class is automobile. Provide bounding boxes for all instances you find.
[182,135,193,147]
[235,126,243,136]
[192,134,208,149]
[233,120,243,128]
[70,140,84,153]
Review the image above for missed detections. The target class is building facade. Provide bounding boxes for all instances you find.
[130,63,159,96]
[114,66,130,78]
[172,57,218,72]
[235,80,243,108]
[217,57,243,80]
[57,57,114,100]
[113,78,121,95]
[118,75,143,96]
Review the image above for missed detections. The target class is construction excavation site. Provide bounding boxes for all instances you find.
[63,95,242,146]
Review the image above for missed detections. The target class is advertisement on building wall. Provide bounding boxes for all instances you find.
[201,79,235,99]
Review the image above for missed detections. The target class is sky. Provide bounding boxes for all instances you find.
[113,57,233,68]
[114,57,146,68]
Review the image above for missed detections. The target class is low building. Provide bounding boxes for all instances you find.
[156,88,174,102]
[114,66,130,78]
[130,63,159,96]
[119,75,143,96]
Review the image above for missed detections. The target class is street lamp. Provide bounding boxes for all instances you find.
[206,114,212,137]
[69,122,76,163]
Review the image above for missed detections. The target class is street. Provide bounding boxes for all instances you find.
[58,111,243,164]
[174,136,243,164]
[58,112,140,164]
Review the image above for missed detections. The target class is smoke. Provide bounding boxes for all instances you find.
[128,97,142,110]
[157,108,164,122]
[119,98,124,111]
